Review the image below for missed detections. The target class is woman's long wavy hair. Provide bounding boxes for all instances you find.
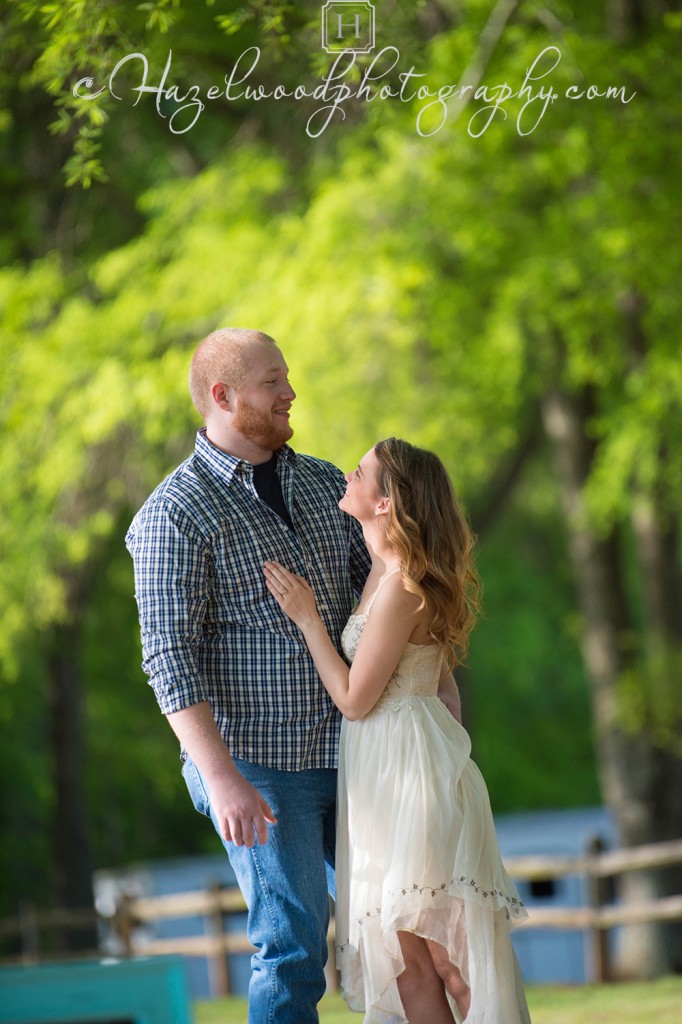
[374,438,480,668]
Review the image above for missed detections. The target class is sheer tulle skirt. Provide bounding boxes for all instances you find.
[334,697,531,1024]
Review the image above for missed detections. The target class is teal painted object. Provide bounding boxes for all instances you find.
[0,956,193,1023]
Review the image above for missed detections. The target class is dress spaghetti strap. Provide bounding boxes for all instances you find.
[363,567,402,614]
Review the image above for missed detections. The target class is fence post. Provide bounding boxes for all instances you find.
[18,901,39,964]
[113,892,135,955]
[206,882,230,997]
[586,836,610,982]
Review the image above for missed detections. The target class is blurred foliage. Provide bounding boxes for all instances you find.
[1,0,681,917]
[469,462,600,811]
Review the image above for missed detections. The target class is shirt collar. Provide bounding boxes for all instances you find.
[194,428,296,485]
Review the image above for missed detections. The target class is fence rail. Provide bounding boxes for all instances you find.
[505,837,682,881]
[2,837,682,992]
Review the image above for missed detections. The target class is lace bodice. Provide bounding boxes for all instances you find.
[341,612,444,704]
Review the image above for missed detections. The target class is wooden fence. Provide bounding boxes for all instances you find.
[2,837,682,994]
[507,836,682,983]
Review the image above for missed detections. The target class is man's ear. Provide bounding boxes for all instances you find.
[211,381,235,411]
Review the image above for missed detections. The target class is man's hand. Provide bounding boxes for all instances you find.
[166,702,277,846]
[209,767,277,848]
[438,671,463,724]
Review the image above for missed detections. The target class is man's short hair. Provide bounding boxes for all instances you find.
[189,328,276,419]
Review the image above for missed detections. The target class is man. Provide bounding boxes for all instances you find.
[126,328,370,1023]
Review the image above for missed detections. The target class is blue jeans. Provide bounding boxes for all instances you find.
[182,757,337,1024]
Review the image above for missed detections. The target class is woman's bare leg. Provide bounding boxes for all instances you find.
[397,931,456,1024]
[425,937,471,1019]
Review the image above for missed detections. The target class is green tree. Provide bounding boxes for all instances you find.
[2,0,681,978]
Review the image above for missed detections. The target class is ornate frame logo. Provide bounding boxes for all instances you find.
[321,2,376,54]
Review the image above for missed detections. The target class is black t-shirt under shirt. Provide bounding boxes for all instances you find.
[252,454,294,531]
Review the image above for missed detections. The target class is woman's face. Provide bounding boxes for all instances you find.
[338,447,385,522]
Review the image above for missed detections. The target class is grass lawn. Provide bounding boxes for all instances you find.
[194,975,682,1023]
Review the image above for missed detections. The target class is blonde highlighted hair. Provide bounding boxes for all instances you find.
[374,438,480,667]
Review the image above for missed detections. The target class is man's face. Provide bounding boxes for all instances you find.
[232,343,296,451]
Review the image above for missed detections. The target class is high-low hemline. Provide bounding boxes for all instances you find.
[336,612,531,1024]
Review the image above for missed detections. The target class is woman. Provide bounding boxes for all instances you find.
[263,438,531,1024]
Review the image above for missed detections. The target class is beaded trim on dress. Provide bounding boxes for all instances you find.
[335,873,526,956]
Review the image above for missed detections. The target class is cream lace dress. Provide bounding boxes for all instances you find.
[334,578,531,1023]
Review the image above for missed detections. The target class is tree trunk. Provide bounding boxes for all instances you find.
[541,384,682,977]
[470,410,542,538]
[46,575,96,951]
[621,291,682,972]
[605,0,647,42]
[627,492,682,974]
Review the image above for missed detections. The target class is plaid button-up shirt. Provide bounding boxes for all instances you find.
[126,430,370,770]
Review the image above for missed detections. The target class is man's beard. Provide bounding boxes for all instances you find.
[233,398,293,451]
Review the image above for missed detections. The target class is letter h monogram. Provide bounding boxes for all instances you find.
[337,12,360,39]
[322,2,376,53]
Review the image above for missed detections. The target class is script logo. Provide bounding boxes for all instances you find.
[321,1,375,54]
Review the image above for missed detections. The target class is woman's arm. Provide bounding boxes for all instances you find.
[263,560,420,720]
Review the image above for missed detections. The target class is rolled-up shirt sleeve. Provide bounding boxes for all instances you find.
[126,500,211,714]
[126,435,366,770]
